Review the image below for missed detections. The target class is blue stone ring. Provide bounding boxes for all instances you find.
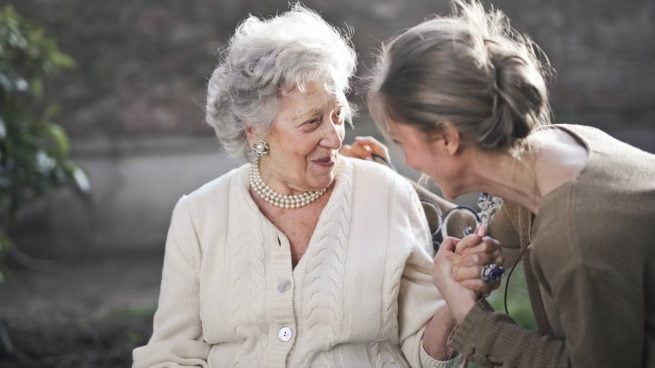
[481,264,505,284]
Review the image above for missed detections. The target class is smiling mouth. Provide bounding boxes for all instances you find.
[312,156,336,167]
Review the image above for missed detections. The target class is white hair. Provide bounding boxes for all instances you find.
[205,3,357,159]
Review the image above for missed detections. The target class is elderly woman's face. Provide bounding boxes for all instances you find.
[257,81,345,193]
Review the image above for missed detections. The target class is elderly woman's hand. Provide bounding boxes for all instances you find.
[341,136,391,163]
[432,236,479,324]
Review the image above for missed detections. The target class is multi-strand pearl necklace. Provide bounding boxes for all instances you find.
[249,162,327,208]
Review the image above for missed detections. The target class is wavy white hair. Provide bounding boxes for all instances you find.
[205,4,357,159]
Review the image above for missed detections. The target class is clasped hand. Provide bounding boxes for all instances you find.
[433,225,503,324]
[341,137,504,324]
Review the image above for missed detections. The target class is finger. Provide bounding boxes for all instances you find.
[454,233,483,255]
[447,252,463,263]
[475,223,488,237]
[435,239,459,274]
[354,136,382,148]
[437,236,462,255]
[439,237,463,263]
[452,265,484,282]
[354,136,389,159]
[460,241,492,257]
[489,246,505,264]
[339,144,353,157]
[349,143,373,160]
[351,140,372,152]
[437,237,456,254]
[460,237,499,256]
[458,252,496,267]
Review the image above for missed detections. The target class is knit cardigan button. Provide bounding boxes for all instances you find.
[278,327,293,342]
[277,279,291,293]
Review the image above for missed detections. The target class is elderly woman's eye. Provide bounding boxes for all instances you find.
[303,118,320,126]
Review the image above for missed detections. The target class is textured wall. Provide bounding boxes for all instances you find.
[8,0,655,138]
[6,0,654,253]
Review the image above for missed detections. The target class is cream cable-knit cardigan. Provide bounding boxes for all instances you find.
[133,157,462,368]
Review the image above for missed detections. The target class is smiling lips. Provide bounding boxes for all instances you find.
[312,155,336,167]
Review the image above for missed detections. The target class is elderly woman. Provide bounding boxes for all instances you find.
[132,5,501,368]
[367,1,655,367]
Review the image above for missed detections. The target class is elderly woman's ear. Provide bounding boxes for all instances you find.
[245,125,264,146]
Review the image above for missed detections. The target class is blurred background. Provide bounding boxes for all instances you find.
[0,0,653,366]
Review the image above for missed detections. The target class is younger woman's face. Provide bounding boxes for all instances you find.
[387,121,465,199]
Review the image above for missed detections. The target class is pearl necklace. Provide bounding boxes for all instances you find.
[249,162,327,208]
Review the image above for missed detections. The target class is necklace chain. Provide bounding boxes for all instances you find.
[249,161,327,209]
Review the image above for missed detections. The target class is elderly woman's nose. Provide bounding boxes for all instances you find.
[319,118,343,148]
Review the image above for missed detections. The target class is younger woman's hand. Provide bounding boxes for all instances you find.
[341,136,390,163]
[452,225,504,297]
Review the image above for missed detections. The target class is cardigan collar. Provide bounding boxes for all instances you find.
[233,156,354,273]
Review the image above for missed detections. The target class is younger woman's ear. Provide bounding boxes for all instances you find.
[441,121,461,156]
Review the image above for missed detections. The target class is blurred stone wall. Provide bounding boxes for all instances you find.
[10,0,655,137]
[5,0,655,254]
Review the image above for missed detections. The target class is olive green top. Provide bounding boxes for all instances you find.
[449,124,655,367]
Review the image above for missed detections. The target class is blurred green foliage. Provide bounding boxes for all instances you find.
[0,5,89,281]
[488,263,537,330]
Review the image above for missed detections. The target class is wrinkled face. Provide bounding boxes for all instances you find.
[387,121,464,199]
[253,81,346,193]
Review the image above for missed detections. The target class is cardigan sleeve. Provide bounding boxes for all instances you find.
[132,196,210,367]
[398,245,463,368]
[449,228,644,368]
[394,181,464,368]
[449,199,571,367]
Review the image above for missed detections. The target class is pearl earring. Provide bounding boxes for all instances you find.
[252,140,270,158]
[248,138,327,208]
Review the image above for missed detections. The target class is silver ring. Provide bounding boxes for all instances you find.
[480,264,505,284]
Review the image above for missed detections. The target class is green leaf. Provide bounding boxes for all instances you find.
[43,104,61,121]
[46,123,69,156]
[0,4,84,274]
[0,231,11,250]
[51,52,75,70]
[31,77,42,98]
